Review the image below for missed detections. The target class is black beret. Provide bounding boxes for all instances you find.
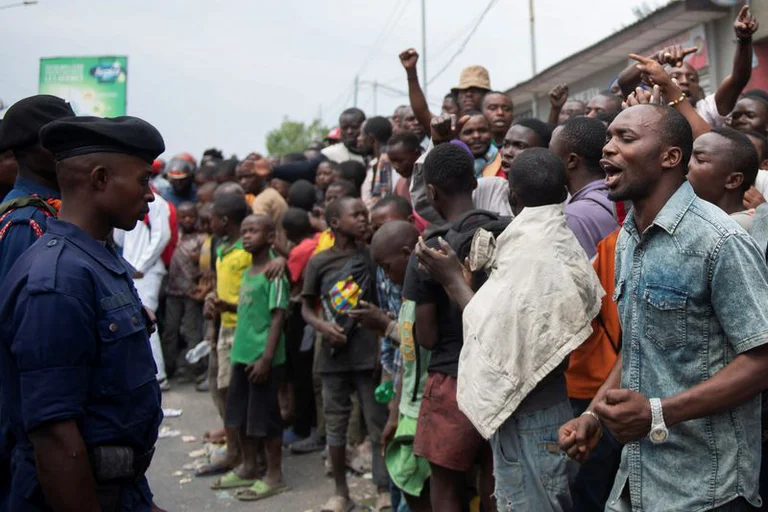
[39,116,165,164]
[0,95,75,152]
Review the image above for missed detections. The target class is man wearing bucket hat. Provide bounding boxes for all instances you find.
[451,65,493,114]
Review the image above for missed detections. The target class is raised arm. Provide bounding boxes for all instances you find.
[714,5,759,116]
[400,48,433,133]
[617,45,698,98]
[547,83,569,125]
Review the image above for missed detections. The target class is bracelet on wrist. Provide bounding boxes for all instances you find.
[581,410,603,436]
[668,92,687,107]
[736,37,753,44]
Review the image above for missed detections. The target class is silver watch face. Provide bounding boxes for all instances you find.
[650,426,668,444]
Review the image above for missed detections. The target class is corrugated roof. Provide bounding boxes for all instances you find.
[504,0,729,105]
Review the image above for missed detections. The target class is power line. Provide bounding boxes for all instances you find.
[356,0,412,77]
[427,0,501,86]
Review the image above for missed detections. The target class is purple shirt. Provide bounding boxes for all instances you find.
[564,179,618,259]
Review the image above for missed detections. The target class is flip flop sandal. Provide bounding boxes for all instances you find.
[209,471,257,490]
[235,480,289,501]
[320,495,355,512]
[194,463,230,478]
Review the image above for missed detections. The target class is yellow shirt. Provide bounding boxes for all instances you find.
[216,238,252,328]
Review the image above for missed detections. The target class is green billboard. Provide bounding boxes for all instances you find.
[39,56,127,117]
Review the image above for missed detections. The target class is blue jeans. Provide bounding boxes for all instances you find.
[570,398,623,512]
[491,400,577,512]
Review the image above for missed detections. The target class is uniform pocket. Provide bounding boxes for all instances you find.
[644,284,687,350]
[96,306,156,395]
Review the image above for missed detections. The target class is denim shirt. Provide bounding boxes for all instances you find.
[608,182,768,511]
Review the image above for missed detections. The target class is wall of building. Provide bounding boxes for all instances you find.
[512,5,762,122]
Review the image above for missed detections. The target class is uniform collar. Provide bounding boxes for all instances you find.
[623,181,695,238]
[45,218,128,275]
[217,237,244,258]
[13,175,61,200]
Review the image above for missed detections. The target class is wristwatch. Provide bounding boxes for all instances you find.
[648,398,669,444]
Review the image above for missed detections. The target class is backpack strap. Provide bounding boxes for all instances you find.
[0,195,58,219]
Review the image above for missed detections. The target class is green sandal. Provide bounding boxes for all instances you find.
[235,480,288,501]
[209,471,257,490]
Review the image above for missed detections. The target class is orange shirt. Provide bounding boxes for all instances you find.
[565,229,621,399]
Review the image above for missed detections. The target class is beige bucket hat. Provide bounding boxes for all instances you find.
[451,65,492,93]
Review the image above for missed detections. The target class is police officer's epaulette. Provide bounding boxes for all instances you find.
[26,236,65,294]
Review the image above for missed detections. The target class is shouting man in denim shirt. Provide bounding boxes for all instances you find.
[559,104,768,512]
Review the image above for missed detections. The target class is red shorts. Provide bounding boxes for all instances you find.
[413,372,489,472]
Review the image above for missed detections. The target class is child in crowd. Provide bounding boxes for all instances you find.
[162,202,206,379]
[313,180,360,256]
[197,181,218,207]
[204,192,252,480]
[270,177,292,200]
[351,221,431,512]
[315,160,336,197]
[225,214,290,503]
[301,197,390,511]
[281,207,320,444]
[191,203,218,393]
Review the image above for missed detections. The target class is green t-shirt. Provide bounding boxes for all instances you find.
[231,270,289,365]
[398,300,432,419]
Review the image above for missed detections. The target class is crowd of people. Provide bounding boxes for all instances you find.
[1,4,768,512]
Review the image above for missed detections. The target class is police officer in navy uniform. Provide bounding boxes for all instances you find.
[0,116,167,511]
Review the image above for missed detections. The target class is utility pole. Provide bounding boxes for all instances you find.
[421,0,427,98]
[373,80,378,115]
[528,0,537,76]
[0,0,37,9]
[353,75,359,107]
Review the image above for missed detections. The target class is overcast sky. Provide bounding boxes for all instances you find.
[0,0,645,160]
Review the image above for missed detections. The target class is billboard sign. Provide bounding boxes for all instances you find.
[39,56,127,116]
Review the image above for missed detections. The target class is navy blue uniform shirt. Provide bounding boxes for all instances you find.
[0,218,162,511]
[0,176,60,285]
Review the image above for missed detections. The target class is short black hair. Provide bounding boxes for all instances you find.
[711,126,760,191]
[337,160,367,191]
[370,195,413,218]
[509,148,567,207]
[325,196,358,226]
[326,178,359,198]
[288,179,318,211]
[481,91,513,108]
[340,107,366,123]
[281,206,313,241]
[513,118,552,148]
[364,116,394,144]
[387,131,421,152]
[423,142,476,195]
[178,201,198,213]
[651,105,693,170]
[592,92,623,113]
[558,116,607,174]
[596,110,618,126]
[742,129,768,162]
[216,157,238,178]
[212,181,244,199]
[203,148,224,160]
[744,89,768,105]
[212,190,250,225]
[282,152,307,164]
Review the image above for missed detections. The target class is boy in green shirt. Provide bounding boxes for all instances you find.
[217,214,290,503]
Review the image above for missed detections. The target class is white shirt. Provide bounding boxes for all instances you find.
[754,169,768,198]
[320,142,365,164]
[113,193,171,276]
[695,92,727,128]
[457,204,604,439]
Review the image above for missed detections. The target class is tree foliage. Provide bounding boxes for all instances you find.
[265,118,328,156]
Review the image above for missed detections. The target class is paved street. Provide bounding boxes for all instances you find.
[148,381,378,512]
